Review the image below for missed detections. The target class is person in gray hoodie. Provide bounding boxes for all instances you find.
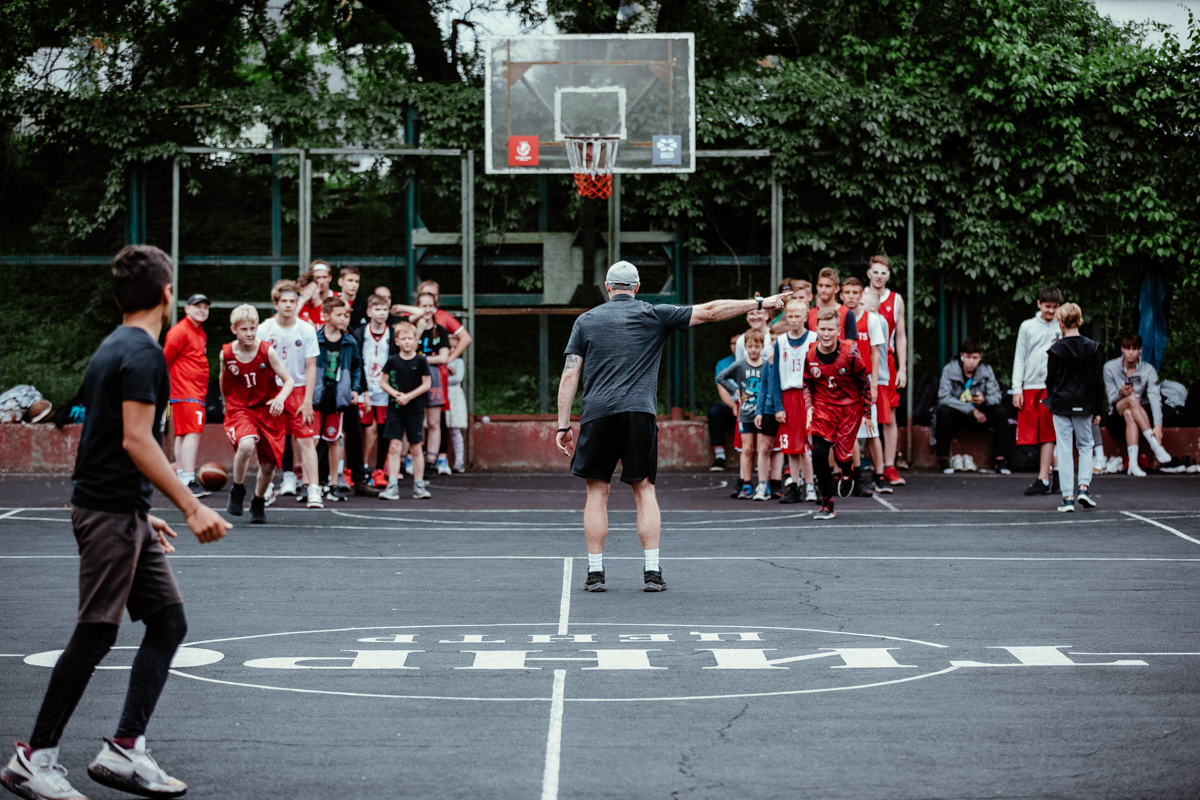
[1044,303,1106,511]
[935,339,1009,474]
[1102,333,1173,475]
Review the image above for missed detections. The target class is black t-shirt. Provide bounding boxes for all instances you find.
[816,346,839,365]
[317,335,342,413]
[348,294,370,331]
[72,326,170,515]
[417,324,450,360]
[383,354,431,412]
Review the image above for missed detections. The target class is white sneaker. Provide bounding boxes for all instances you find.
[1093,447,1106,472]
[961,454,977,472]
[262,482,277,507]
[1128,461,1147,477]
[949,454,965,472]
[412,479,431,500]
[752,482,770,501]
[280,471,297,495]
[307,485,324,508]
[436,456,452,476]
[804,483,817,503]
[1106,456,1124,474]
[378,482,400,500]
[1,744,87,800]
[87,737,186,799]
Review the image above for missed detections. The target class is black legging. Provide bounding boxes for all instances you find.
[811,437,852,503]
[31,604,187,748]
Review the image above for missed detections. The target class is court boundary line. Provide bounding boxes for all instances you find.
[1121,511,1200,546]
[2,506,1198,515]
[4,555,1200,563]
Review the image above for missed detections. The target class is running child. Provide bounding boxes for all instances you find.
[0,245,229,800]
[163,293,211,497]
[313,296,367,498]
[867,255,907,486]
[256,280,323,508]
[757,298,818,504]
[1013,285,1063,495]
[716,328,769,499]
[356,294,396,487]
[221,304,294,524]
[378,321,433,499]
[804,307,872,520]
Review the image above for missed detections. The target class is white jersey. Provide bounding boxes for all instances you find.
[257,316,319,387]
[775,331,815,391]
[361,324,392,405]
[874,312,891,384]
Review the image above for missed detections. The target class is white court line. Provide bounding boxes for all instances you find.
[557,558,573,636]
[1070,652,1200,656]
[872,495,899,512]
[0,654,25,657]
[1121,511,1200,546]
[541,671,567,800]
[0,509,24,520]
[4,555,1200,563]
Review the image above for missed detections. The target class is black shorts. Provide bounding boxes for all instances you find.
[572,412,658,485]
[758,415,781,437]
[384,407,425,444]
[1105,401,1151,442]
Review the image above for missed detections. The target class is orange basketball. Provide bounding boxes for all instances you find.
[197,462,229,491]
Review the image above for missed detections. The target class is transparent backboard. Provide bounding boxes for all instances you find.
[484,34,695,174]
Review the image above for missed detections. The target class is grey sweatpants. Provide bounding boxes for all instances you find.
[1053,414,1094,497]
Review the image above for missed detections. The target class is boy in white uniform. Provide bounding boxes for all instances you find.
[357,295,394,486]
[862,289,893,493]
[757,298,817,503]
[256,280,323,508]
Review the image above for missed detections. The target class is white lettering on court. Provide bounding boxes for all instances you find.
[439,635,506,643]
[699,648,916,670]
[528,634,597,643]
[358,635,417,643]
[690,632,764,641]
[456,650,666,670]
[620,634,673,642]
[244,650,422,669]
[950,646,1148,667]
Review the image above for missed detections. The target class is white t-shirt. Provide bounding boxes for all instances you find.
[874,312,891,384]
[775,331,815,391]
[361,324,392,405]
[257,316,319,387]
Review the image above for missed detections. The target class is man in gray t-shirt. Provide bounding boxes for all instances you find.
[556,261,791,594]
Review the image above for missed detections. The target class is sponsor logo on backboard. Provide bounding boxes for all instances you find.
[652,135,682,166]
[508,135,539,166]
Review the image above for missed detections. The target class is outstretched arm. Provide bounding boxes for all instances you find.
[556,353,584,456]
[690,291,792,327]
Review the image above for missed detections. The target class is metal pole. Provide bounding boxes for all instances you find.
[687,256,695,415]
[170,159,180,325]
[271,132,282,286]
[612,174,621,265]
[466,151,476,421]
[539,314,549,414]
[770,175,782,290]
[298,154,307,273]
[906,209,915,464]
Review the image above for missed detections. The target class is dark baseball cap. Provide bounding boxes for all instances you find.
[186,294,210,306]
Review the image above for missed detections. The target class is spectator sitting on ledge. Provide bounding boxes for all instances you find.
[1103,333,1173,475]
[935,338,1011,474]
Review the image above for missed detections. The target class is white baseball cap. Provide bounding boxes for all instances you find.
[605,261,640,288]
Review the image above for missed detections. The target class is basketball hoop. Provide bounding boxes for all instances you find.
[564,135,620,200]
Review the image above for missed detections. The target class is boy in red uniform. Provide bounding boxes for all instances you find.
[163,293,211,497]
[867,255,908,485]
[220,304,294,524]
[804,307,873,520]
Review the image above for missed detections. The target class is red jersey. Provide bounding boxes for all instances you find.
[854,311,873,370]
[163,318,208,401]
[877,288,899,351]
[298,300,324,330]
[222,341,274,409]
[807,304,855,341]
[803,340,871,409]
[433,308,463,336]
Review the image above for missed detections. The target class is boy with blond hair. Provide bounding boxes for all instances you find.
[1045,303,1105,511]
[378,321,433,499]
[758,298,818,503]
[221,304,294,523]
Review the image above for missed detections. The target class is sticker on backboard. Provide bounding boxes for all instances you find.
[508,135,539,166]
[652,135,683,166]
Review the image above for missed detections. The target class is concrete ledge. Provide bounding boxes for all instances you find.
[3,420,1199,474]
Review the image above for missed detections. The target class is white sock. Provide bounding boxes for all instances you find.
[1143,429,1170,460]
[588,553,603,573]
[180,471,195,485]
[714,447,726,458]
[644,548,660,572]
[1127,445,1139,465]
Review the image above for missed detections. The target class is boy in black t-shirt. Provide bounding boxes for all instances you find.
[378,321,432,499]
[1,246,229,800]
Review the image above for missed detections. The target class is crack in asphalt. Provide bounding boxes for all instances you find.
[757,559,843,623]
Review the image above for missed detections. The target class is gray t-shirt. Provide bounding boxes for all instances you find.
[716,359,765,425]
[564,294,693,424]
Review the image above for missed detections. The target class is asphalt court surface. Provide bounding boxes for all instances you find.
[2,472,1199,799]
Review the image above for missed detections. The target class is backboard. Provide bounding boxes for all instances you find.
[484,34,695,175]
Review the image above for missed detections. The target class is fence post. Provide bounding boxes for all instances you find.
[906,209,915,464]
[170,158,180,325]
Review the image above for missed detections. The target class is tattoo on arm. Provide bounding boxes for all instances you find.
[564,354,581,372]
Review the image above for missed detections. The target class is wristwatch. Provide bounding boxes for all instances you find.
[756,296,763,310]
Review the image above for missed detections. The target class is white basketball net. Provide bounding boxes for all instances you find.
[564,135,620,177]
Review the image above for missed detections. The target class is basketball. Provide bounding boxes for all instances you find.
[24,399,52,423]
[197,462,229,491]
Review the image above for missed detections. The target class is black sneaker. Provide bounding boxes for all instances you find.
[1049,470,1061,494]
[1024,479,1050,496]
[352,481,380,497]
[186,479,211,498]
[873,478,893,494]
[853,472,874,497]
[583,571,606,592]
[643,570,666,592]
[770,480,783,499]
[710,457,726,472]
[813,502,837,520]
[226,483,246,516]
[778,483,802,504]
[250,496,267,524]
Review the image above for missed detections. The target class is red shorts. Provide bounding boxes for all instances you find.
[732,402,742,451]
[886,352,900,408]
[170,400,205,436]
[281,388,317,439]
[1016,389,1056,445]
[809,403,863,463]
[224,406,285,467]
[876,389,893,425]
[778,389,809,454]
[359,403,387,426]
[313,411,344,442]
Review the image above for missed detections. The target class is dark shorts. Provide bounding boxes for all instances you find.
[72,506,183,626]
[1105,401,1152,441]
[572,412,658,485]
[384,407,425,444]
[757,415,781,437]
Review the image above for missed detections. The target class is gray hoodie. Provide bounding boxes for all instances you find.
[938,359,1003,415]
[1103,356,1163,426]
